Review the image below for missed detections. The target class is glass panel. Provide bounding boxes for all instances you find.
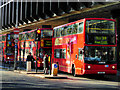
[78,49,83,60]
[22,34,26,40]
[19,34,22,41]
[41,30,53,38]
[54,29,56,37]
[61,27,67,36]
[7,34,11,41]
[54,49,60,58]
[72,23,78,34]
[62,49,66,59]
[2,35,6,41]
[67,25,72,35]
[25,33,29,40]
[84,46,116,64]
[78,22,84,33]
[56,28,61,37]
[30,31,35,39]
[85,20,116,45]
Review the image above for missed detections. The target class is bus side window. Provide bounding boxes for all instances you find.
[61,28,64,36]
[30,32,35,39]
[78,22,83,33]
[22,34,26,40]
[78,49,83,60]
[54,49,60,58]
[64,27,67,36]
[54,29,56,37]
[62,49,66,59]
[61,27,67,36]
[56,28,61,37]
[67,25,72,35]
[72,23,78,34]
[19,34,22,41]
[25,33,29,40]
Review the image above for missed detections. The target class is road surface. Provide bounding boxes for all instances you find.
[0,69,119,90]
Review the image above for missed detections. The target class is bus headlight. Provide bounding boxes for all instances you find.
[88,65,91,69]
[112,66,115,69]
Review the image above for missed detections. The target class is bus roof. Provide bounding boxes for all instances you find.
[19,28,53,34]
[54,18,115,29]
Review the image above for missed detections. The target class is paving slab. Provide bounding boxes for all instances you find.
[14,70,68,79]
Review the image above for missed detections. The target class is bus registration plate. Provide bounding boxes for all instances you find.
[97,72,105,74]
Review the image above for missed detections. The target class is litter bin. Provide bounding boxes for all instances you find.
[26,61,31,72]
[52,63,58,76]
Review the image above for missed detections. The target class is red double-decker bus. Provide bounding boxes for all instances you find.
[0,34,2,62]
[1,34,7,62]
[18,28,53,68]
[52,18,117,76]
[1,33,15,63]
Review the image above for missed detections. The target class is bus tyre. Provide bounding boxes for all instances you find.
[72,65,76,77]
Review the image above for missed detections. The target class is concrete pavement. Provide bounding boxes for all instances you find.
[14,69,68,79]
[12,68,120,82]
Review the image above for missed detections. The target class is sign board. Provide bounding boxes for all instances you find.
[44,40,52,47]
[13,28,19,34]
[94,36,108,45]
[54,64,58,68]
[14,39,18,43]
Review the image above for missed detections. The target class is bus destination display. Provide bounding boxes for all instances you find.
[44,40,52,47]
[94,36,108,45]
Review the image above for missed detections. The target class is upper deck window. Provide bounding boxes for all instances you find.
[54,22,84,37]
[2,35,6,41]
[29,31,35,39]
[21,33,26,40]
[86,20,115,34]
[41,30,53,38]
[7,34,14,41]
[85,20,116,45]
[19,34,22,41]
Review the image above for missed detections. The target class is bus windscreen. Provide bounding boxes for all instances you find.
[85,20,116,45]
[84,46,116,64]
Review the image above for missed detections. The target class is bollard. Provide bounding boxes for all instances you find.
[51,63,58,76]
[26,61,31,72]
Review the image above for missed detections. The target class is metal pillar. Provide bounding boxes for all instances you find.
[14,0,19,70]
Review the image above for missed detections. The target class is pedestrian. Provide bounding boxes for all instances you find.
[43,53,49,74]
[40,51,44,58]
[26,52,35,69]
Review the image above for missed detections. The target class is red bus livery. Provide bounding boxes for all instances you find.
[0,33,15,63]
[18,28,53,68]
[52,18,117,76]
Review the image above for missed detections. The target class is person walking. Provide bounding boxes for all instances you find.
[26,52,35,69]
[43,53,49,74]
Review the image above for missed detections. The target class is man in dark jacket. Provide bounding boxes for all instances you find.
[26,52,35,68]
